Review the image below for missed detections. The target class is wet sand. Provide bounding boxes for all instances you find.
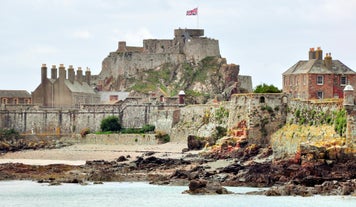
[0,142,188,165]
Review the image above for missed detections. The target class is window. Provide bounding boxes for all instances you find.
[259,96,265,103]
[341,76,347,85]
[317,91,323,99]
[109,95,118,101]
[1,98,8,104]
[303,75,307,85]
[13,98,18,105]
[317,75,324,85]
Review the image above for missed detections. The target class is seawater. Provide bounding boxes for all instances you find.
[0,181,355,207]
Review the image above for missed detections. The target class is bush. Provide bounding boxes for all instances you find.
[100,116,121,132]
[155,130,170,143]
[80,128,90,137]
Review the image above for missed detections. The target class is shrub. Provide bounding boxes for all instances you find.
[80,128,90,137]
[155,130,170,143]
[100,116,121,132]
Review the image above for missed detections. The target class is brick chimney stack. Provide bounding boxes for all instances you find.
[77,67,83,84]
[51,65,57,79]
[309,48,316,60]
[324,52,332,70]
[68,65,75,83]
[59,64,66,82]
[85,67,91,85]
[315,47,323,60]
[41,64,47,84]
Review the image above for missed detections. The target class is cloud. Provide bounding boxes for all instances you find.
[72,30,92,39]
[112,28,154,46]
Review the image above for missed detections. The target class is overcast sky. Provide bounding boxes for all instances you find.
[1,0,356,92]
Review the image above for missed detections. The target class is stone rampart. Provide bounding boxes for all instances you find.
[63,134,158,145]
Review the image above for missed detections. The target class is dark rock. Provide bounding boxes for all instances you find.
[117,156,128,162]
[184,179,232,195]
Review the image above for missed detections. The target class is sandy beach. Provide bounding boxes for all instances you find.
[0,142,188,166]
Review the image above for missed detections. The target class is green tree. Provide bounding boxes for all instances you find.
[254,83,282,93]
[100,116,121,132]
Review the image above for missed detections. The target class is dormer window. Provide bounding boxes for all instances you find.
[317,75,324,85]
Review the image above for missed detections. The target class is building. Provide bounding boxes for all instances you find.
[282,47,356,100]
[32,64,100,108]
[0,90,31,105]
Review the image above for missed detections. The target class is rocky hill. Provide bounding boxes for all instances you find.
[92,29,248,103]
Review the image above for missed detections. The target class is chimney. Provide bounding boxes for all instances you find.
[324,52,332,70]
[308,48,316,60]
[118,41,126,52]
[85,67,91,85]
[41,64,47,84]
[51,65,57,79]
[77,67,83,84]
[68,65,75,83]
[315,47,323,60]
[59,64,66,82]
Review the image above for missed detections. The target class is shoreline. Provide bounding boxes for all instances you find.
[0,143,355,196]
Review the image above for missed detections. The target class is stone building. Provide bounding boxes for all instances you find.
[0,90,31,105]
[282,47,356,100]
[32,64,100,108]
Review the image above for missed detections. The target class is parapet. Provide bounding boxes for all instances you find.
[174,29,204,38]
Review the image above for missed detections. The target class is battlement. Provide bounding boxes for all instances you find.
[174,29,204,38]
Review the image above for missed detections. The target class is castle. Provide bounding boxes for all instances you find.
[95,28,225,92]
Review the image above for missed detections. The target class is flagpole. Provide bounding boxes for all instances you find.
[197,7,199,29]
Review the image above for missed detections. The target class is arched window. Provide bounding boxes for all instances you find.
[1,98,8,104]
[13,98,18,105]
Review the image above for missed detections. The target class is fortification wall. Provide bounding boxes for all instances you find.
[100,52,186,81]
[286,100,342,125]
[183,38,220,62]
[143,39,180,54]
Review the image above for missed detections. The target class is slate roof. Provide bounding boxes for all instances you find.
[0,90,31,98]
[64,80,96,94]
[283,59,356,75]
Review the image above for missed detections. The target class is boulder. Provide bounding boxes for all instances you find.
[183,179,232,195]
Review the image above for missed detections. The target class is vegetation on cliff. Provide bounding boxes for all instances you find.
[128,56,238,103]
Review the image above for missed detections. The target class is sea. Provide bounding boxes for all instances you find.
[0,181,354,207]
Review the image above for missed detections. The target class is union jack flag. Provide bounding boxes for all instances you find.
[186,8,198,16]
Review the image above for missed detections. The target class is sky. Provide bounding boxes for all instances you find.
[1,0,356,92]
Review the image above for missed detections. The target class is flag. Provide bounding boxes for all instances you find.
[186,8,198,16]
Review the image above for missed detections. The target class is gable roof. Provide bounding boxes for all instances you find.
[0,90,31,98]
[283,59,356,75]
[64,80,96,94]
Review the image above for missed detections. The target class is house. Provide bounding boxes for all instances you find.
[0,90,31,105]
[282,47,356,100]
[32,64,100,108]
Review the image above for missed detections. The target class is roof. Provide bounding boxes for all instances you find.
[283,59,356,75]
[0,90,31,98]
[64,80,96,94]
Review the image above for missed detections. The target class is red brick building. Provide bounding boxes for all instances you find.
[282,47,356,100]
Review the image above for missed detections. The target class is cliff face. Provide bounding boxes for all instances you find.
[96,55,240,103]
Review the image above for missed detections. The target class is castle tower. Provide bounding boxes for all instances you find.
[68,65,75,83]
[51,65,57,79]
[77,67,83,84]
[85,67,91,85]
